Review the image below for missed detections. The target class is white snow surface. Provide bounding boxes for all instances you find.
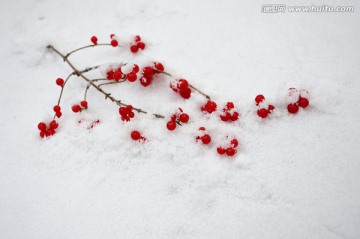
[1,0,360,238]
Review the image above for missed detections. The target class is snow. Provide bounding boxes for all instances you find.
[1,0,360,238]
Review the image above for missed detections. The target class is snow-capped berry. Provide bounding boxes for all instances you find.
[201,134,211,144]
[298,97,309,108]
[130,45,138,53]
[56,78,64,86]
[226,148,236,157]
[255,94,265,105]
[137,42,145,50]
[91,36,98,45]
[166,121,176,131]
[111,40,118,47]
[140,77,152,87]
[131,131,141,141]
[226,102,234,110]
[178,79,189,90]
[201,100,217,113]
[49,120,58,129]
[179,113,189,123]
[287,103,299,114]
[154,62,164,71]
[38,122,46,131]
[72,105,81,113]
[134,35,141,42]
[56,111,62,118]
[143,67,154,78]
[132,64,139,73]
[80,101,88,108]
[217,147,226,155]
[257,108,268,118]
[127,72,137,82]
[53,105,61,113]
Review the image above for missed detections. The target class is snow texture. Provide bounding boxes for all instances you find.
[0,0,360,238]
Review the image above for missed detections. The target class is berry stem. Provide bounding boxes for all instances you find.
[47,45,165,119]
[156,70,211,100]
[98,79,126,88]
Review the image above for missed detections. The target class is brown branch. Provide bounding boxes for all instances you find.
[98,79,126,88]
[64,43,116,59]
[47,45,165,118]
[156,70,211,100]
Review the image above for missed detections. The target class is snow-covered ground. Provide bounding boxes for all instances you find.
[1,0,360,238]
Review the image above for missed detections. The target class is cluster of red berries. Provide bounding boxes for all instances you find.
[170,79,191,99]
[130,35,146,53]
[56,78,64,87]
[53,105,62,118]
[287,88,310,114]
[217,136,239,157]
[201,100,217,114]
[139,62,164,87]
[220,102,239,122]
[105,65,124,81]
[37,120,59,138]
[166,108,190,131]
[255,95,275,118]
[130,130,147,141]
[72,101,88,113]
[195,127,212,145]
[119,105,135,122]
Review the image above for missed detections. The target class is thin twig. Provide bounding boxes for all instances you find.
[64,43,115,59]
[47,45,165,118]
[98,79,126,88]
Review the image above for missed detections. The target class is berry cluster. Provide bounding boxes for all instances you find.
[72,101,88,113]
[201,100,217,114]
[139,62,164,87]
[170,79,192,99]
[287,88,310,114]
[38,120,59,138]
[254,94,275,118]
[195,127,212,145]
[130,130,147,142]
[220,102,239,122]
[217,136,239,157]
[53,105,62,118]
[105,65,124,81]
[130,35,146,53]
[119,105,135,122]
[166,108,190,131]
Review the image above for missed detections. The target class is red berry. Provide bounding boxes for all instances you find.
[154,62,164,71]
[56,111,62,118]
[179,88,191,99]
[72,105,81,113]
[134,35,141,42]
[220,112,231,122]
[140,77,152,87]
[268,105,275,112]
[56,78,64,86]
[38,122,46,131]
[127,72,137,82]
[298,97,309,108]
[199,127,206,131]
[226,148,236,157]
[231,112,239,121]
[53,105,61,113]
[113,71,122,81]
[166,121,176,131]
[110,34,115,38]
[130,45,138,53]
[226,102,234,110]
[137,42,145,50]
[80,101,88,108]
[119,107,127,116]
[126,105,133,111]
[178,79,189,90]
[143,67,154,78]
[231,138,239,148]
[128,111,135,118]
[201,134,211,144]
[202,101,217,113]
[106,70,114,80]
[111,40,118,47]
[287,103,299,114]
[217,147,226,155]
[179,113,189,123]
[131,131,141,140]
[39,131,45,138]
[47,129,55,136]
[255,95,265,105]
[91,36,97,45]
[132,64,139,73]
[49,120,58,129]
[257,108,268,118]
